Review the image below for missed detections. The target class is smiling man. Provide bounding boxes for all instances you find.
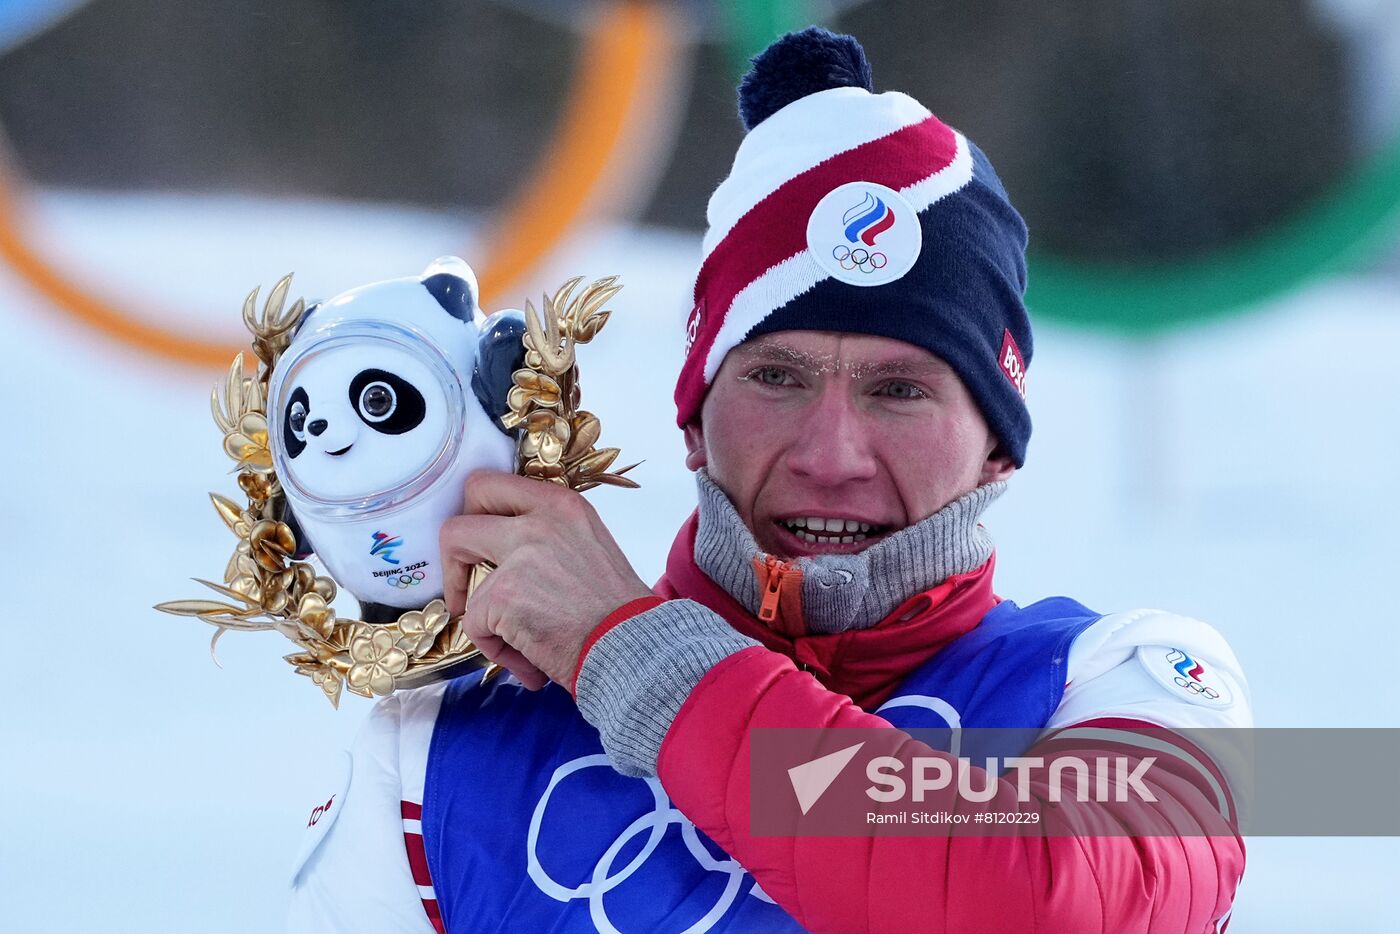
[289,28,1250,934]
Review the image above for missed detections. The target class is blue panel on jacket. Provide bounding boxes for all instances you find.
[422,596,1099,932]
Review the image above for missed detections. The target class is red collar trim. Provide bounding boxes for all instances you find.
[653,512,999,709]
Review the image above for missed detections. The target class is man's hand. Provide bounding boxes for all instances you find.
[439,471,654,691]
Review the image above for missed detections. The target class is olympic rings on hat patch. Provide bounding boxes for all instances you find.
[832,245,888,274]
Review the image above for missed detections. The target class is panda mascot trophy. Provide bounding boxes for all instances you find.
[159,258,635,706]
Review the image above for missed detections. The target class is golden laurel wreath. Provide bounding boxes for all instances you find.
[157,275,636,707]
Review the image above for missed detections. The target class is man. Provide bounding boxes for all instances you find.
[288,28,1250,933]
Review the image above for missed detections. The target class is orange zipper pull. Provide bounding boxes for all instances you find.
[758,555,788,622]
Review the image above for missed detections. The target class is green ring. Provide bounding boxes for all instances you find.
[1026,134,1400,333]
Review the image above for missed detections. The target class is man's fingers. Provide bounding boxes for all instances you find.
[463,470,568,518]
[441,543,470,617]
[458,572,549,691]
[439,513,520,571]
[488,644,549,691]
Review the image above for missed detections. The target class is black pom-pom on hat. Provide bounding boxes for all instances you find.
[738,27,874,131]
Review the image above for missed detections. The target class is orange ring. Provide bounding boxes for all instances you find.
[0,0,675,368]
[478,0,674,308]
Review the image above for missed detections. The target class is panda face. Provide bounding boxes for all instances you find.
[278,342,452,501]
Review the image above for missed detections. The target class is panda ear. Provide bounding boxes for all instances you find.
[420,256,480,323]
[472,309,527,436]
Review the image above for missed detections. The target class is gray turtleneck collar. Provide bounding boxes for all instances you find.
[692,470,1004,634]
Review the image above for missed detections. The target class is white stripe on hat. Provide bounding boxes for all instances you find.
[702,87,933,261]
[701,130,975,384]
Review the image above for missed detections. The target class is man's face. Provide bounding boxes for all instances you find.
[684,331,1015,560]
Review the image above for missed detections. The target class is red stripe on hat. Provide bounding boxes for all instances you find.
[676,114,959,425]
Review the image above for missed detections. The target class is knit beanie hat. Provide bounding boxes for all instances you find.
[675,27,1034,466]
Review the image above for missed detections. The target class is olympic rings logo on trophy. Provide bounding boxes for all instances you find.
[157,258,637,706]
[386,572,427,589]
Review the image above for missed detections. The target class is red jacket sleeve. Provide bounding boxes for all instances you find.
[657,647,1244,934]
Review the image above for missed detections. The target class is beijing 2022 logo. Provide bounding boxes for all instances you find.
[807,181,922,287]
[369,531,427,589]
[370,531,402,564]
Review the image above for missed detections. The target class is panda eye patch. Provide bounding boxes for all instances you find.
[282,387,310,459]
[289,401,308,436]
[348,369,426,435]
[358,382,396,421]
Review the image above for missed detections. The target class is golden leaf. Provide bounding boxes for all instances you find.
[241,377,262,417]
[210,493,243,532]
[572,310,611,344]
[569,447,620,477]
[590,472,641,490]
[241,285,260,334]
[566,412,600,458]
[156,599,253,617]
[314,668,343,707]
[523,296,572,374]
[194,578,260,606]
[277,295,305,334]
[263,276,290,330]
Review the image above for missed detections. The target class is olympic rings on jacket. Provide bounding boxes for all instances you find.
[526,754,776,931]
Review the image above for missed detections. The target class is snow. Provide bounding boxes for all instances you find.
[0,188,1395,932]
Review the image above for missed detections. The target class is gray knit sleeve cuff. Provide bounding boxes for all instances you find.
[575,599,760,777]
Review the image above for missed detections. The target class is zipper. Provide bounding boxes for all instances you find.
[757,555,791,623]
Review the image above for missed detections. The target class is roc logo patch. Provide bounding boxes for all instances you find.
[807,182,922,287]
[999,329,1027,399]
[1137,645,1234,708]
[291,750,353,885]
[684,299,704,356]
